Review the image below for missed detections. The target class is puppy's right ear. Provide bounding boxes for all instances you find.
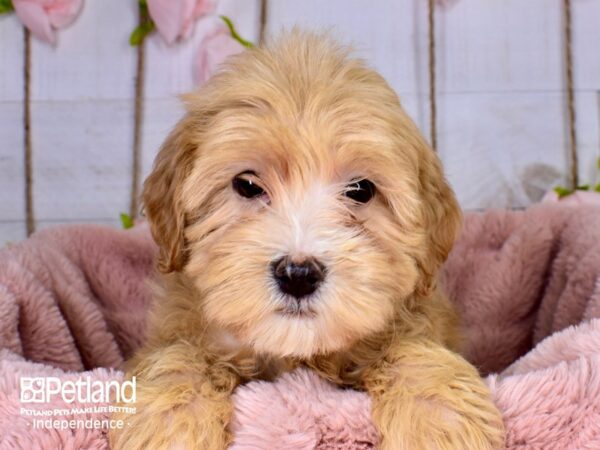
[142,117,196,273]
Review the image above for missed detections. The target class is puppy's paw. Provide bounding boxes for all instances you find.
[110,340,238,450]
[109,367,233,450]
[375,389,504,450]
[367,342,505,450]
[110,399,230,450]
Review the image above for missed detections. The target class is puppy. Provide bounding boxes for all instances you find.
[111,31,505,449]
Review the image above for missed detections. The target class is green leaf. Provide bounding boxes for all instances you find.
[576,184,590,191]
[139,0,149,16]
[129,21,155,46]
[120,212,134,229]
[554,186,573,198]
[0,0,14,14]
[220,15,254,48]
[130,26,145,46]
[595,183,600,193]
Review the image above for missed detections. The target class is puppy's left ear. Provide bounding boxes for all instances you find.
[142,116,197,273]
[416,145,462,296]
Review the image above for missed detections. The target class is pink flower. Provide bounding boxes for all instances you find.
[542,189,600,206]
[194,23,245,85]
[13,0,83,44]
[147,0,215,45]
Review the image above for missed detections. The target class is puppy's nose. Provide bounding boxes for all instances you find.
[271,256,326,299]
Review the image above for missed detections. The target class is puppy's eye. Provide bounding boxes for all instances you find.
[232,172,267,199]
[345,179,376,204]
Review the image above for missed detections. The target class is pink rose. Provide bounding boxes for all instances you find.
[194,23,245,85]
[542,189,600,206]
[147,0,215,45]
[13,0,83,44]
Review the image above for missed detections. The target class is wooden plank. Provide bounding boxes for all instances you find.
[267,1,600,94]
[0,0,596,236]
[437,0,599,93]
[141,98,185,180]
[0,222,27,245]
[439,91,599,210]
[0,102,25,220]
[30,0,137,101]
[0,15,24,102]
[29,0,136,224]
[436,0,563,94]
[573,0,600,90]
[0,15,25,242]
[266,0,422,96]
[575,91,600,186]
[32,100,132,221]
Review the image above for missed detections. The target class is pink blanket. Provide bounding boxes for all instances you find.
[1,205,600,449]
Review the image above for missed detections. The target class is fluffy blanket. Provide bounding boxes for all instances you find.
[1,205,600,449]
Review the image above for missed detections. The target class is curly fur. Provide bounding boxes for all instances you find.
[110,31,505,450]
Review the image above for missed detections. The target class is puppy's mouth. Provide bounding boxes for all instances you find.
[275,296,318,318]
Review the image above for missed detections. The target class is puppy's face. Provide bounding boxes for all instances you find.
[143,34,460,358]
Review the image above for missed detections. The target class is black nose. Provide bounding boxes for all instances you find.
[271,256,326,299]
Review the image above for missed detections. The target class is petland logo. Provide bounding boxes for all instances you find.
[20,376,136,404]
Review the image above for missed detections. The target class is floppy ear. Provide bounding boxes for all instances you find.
[142,117,197,273]
[416,145,462,296]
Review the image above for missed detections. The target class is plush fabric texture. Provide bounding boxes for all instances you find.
[0,224,155,372]
[1,205,600,449]
[0,349,121,450]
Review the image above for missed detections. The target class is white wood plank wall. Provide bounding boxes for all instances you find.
[1,0,599,243]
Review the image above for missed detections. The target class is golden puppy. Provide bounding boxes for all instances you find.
[111,31,504,449]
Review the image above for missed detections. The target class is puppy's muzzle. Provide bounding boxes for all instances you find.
[271,256,326,299]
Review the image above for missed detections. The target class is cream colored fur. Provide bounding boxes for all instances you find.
[110,31,505,450]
